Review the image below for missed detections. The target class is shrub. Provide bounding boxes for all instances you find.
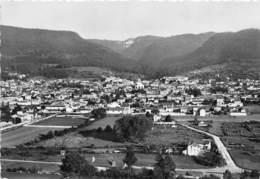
[91,108,106,119]
[104,125,113,133]
[193,151,222,167]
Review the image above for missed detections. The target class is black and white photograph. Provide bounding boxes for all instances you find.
[1,1,260,179]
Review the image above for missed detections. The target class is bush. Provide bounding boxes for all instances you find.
[104,125,113,133]
[193,151,222,167]
[96,127,103,132]
[200,174,220,179]
[91,108,106,119]
[250,170,259,178]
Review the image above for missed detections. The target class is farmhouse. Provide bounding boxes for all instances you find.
[183,140,211,156]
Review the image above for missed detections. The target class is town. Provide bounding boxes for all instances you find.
[1,72,260,179]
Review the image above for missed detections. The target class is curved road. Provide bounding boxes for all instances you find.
[178,123,243,173]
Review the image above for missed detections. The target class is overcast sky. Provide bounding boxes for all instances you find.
[2,2,260,40]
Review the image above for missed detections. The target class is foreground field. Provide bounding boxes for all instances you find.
[221,121,260,171]
[1,171,60,179]
[1,161,60,173]
[32,115,87,127]
[1,127,61,148]
[82,153,208,169]
[229,148,260,171]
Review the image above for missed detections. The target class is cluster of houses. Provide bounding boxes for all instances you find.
[1,74,260,129]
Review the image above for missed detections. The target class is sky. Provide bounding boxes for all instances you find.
[2,1,260,40]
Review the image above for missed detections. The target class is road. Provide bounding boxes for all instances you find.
[0,114,57,132]
[25,125,71,128]
[178,123,243,173]
[0,159,62,165]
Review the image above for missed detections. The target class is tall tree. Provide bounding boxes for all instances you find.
[223,170,232,179]
[123,146,137,177]
[154,154,176,179]
[60,152,96,177]
[165,115,173,122]
[91,108,106,119]
[123,146,137,169]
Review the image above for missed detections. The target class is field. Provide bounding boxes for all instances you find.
[185,121,224,136]
[173,114,260,122]
[37,121,208,149]
[35,132,131,148]
[82,153,208,169]
[1,161,60,173]
[84,116,120,130]
[35,116,122,148]
[1,172,60,179]
[229,148,260,171]
[220,121,260,171]
[1,126,61,148]
[32,115,87,127]
[69,66,112,79]
[144,125,209,146]
[245,105,260,115]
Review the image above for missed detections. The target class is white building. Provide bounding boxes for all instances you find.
[153,114,161,122]
[135,79,144,90]
[183,141,211,156]
[199,108,206,117]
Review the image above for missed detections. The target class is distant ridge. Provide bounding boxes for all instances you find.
[1,25,135,77]
[2,25,260,79]
[158,29,260,79]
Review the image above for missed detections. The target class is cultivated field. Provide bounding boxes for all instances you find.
[221,121,260,171]
[1,127,61,148]
[144,125,209,146]
[32,115,87,127]
[245,105,260,115]
[229,148,260,171]
[185,121,224,136]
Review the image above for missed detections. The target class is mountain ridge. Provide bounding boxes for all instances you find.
[2,25,260,79]
[1,25,136,77]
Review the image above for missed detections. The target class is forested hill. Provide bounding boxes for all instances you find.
[156,29,260,79]
[2,25,260,79]
[1,25,135,77]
